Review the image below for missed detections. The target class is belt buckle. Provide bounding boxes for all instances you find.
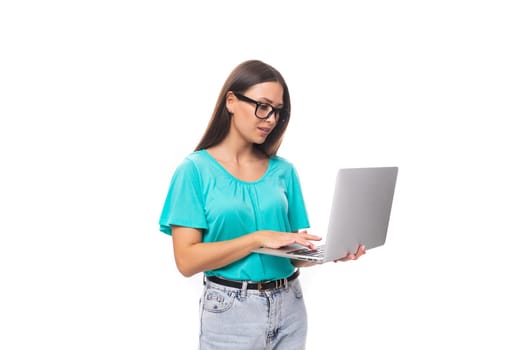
[257,278,286,292]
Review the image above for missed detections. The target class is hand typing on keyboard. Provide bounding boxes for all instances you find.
[288,245,326,257]
[256,230,322,250]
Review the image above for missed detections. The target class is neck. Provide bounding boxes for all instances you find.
[208,137,262,163]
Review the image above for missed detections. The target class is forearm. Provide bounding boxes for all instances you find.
[175,233,261,277]
[292,260,319,268]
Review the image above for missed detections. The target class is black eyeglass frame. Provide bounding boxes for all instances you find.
[232,92,286,120]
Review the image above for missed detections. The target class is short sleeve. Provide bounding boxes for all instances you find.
[159,158,208,235]
[286,164,310,231]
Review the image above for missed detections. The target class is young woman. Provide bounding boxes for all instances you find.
[159,60,365,349]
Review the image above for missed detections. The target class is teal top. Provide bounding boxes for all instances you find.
[159,149,310,281]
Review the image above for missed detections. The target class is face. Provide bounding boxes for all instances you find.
[226,81,284,145]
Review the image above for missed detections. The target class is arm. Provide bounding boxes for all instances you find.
[172,226,321,277]
[292,260,319,268]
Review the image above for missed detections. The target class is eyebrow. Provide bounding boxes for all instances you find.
[258,96,284,108]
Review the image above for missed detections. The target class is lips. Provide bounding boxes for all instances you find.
[257,127,272,135]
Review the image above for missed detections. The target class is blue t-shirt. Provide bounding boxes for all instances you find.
[159,149,310,281]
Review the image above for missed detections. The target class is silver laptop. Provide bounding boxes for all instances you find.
[253,167,398,263]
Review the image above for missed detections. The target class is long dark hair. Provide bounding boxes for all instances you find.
[194,60,291,157]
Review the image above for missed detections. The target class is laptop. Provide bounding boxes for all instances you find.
[253,167,398,263]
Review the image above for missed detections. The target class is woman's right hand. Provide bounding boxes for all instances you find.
[254,230,322,250]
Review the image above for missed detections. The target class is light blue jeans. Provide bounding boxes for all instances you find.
[199,277,308,350]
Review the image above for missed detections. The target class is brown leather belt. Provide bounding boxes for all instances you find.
[206,269,299,291]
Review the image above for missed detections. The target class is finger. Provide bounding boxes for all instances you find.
[294,231,322,240]
[295,230,313,238]
[293,238,317,250]
[298,233,322,241]
[334,253,353,262]
[355,245,366,258]
[302,240,317,250]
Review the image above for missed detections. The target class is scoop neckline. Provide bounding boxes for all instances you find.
[200,149,273,184]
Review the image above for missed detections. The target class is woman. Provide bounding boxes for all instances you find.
[159,60,365,349]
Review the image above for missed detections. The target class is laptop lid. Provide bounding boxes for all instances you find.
[253,167,398,263]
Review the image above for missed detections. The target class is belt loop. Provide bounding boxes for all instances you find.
[284,278,289,290]
[240,281,248,299]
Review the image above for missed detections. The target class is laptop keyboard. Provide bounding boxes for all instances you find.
[287,245,326,257]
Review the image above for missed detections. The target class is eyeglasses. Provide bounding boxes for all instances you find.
[233,92,285,120]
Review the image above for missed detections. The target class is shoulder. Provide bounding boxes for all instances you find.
[184,149,208,164]
[170,150,211,180]
[268,155,302,181]
[177,150,212,170]
[270,155,297,171]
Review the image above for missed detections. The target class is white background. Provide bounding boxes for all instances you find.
[1,1,524,349]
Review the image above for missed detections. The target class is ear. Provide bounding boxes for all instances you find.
[225,91,235,114]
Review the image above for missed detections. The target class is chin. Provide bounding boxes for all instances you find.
[253,137,268,145]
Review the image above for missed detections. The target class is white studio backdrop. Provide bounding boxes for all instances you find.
[1,1,524,349]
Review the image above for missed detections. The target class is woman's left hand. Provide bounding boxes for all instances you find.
[334,244,366,262]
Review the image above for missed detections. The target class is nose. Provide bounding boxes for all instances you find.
[265,112,278,124]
